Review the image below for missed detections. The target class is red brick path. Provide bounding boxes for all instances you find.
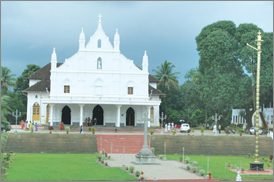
[96,135,150,154]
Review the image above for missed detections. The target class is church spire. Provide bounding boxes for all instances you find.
[142,50,148,72]
[114,29,120,51]
[98,13,102,29]
[79,27,85,50]
[51,47,57,70]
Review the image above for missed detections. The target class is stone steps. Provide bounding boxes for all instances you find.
[96,135,149,154]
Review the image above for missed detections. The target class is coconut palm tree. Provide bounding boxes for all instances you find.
[152,60,180,114]
[1,66,16,94]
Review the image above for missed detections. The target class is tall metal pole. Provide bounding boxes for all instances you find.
[207,156,210,174]
[183,147,184,163]
[247,30,263,163]
[12,109,21,125]
[164,142,166,158]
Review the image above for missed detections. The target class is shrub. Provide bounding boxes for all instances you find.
[241,167,244,172]
[91,127,97,132]
[172,130,176,135]
[135,170,141,177]
[150,147,155,153]
[65,126,70,132]
[199,169,205,176]
[227,162,231,167]
[248,153,251,157]
[9,150,14,153]
[129,166,135,172]
[149,130,155,134]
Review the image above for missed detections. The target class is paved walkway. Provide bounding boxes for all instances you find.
[106,154,215,181]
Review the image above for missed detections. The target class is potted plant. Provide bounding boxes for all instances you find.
[135,170,140,177]
[241,167,244,174]
[65,126,70,134]
[105,162,108,166]
[201,126,204,135]
[88,127,92,132]
[186,165,191,170]
[98,156,102,161]
[140,175,144,181]
[125,166,129,170]
[141,171,144,175]
[247,153,251,158]
[159,155,163,159]
[172,130,176,135]
[192,167,197,173]
[227,162,231,170]
[199,169,205,176]
[185,156,190,164]
[180,157,183,162]
[129,166,135,173]
[115,128,117,132]
[102,149,105,154]
[105,153,107,157]
[187,129,191,133]
[237,129,244,136]
[267,163,271,170]
[208,171,212,179]
[108,155,111,160]
[192,161,197,166]
[91,127,97,134]
[101,159,104,164]
[149,130,155,135]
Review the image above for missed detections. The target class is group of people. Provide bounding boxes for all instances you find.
[84,117,97,127]
[20,120,38,131]
[164,122,177,133]
[213,124,222,134]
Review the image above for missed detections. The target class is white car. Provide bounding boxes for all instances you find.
[249,127,263,135]
[180,124,190,133]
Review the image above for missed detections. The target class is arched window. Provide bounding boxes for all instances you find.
[98,39,101,48]
[33,102,40,121]
[97,57,102,69]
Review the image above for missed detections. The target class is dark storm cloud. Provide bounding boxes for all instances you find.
[1,1,273,84]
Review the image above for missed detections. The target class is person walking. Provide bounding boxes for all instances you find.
[20,120,24,130]
[35,123,38,131]
[80,125,83,133]
[26,121,29,130]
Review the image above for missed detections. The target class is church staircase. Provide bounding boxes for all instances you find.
[96,134,150,154]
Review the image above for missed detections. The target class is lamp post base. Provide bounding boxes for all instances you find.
[249,162,264,171]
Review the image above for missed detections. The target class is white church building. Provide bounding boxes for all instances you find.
[23,15,164,127]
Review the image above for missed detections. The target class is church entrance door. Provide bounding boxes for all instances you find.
[93,105,104,125]
[126,108,135,126]
[62,106,71,125]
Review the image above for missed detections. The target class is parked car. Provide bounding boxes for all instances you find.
[249,127,263,135]
[180,124,190,133]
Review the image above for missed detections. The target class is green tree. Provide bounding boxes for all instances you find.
[1,66,16,94]
[166,108,182,125]
[1,95,11,131]
[152,60,180,114]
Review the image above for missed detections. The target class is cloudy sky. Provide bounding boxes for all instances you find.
[1,1,273,84]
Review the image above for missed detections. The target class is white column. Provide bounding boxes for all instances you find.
[147,106,151,127]
[116,105,121,127]
[79,104,84,126]
[50,104,55,126]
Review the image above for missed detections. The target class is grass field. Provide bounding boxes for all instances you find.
[2,153,137,181]
[165,154,273,180]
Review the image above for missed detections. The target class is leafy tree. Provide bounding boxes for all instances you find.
[1,95,11,131]
[1,66,16,94]
[152,60,180,114]
[15,64,40,92]
[166,108,182,125]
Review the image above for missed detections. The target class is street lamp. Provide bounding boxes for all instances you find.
[247,30,264,170]
[12,109,21,125]
[160,112,167,134]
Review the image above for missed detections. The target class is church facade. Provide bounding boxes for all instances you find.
[23,15,163,127]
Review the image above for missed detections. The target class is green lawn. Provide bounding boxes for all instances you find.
[165,154,273,180]
[2,153,137,181]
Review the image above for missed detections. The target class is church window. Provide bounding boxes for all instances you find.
[128,87,133,95]
[64,85,70,93]
[97,57,102,69]
[98,39,101,48]
[33,102,40,121]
